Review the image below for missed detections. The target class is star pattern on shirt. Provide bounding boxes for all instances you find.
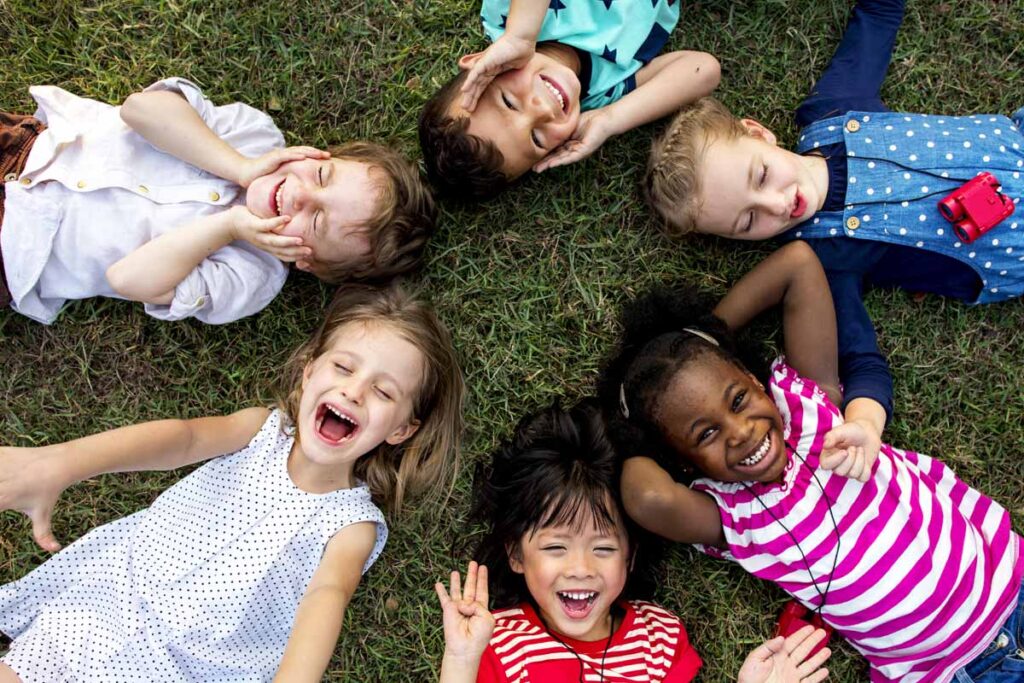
[499,14,507,28]
[549,0,566,16]
[601,45,617,63]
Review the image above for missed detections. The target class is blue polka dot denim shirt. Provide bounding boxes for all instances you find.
[791,109,1024,303]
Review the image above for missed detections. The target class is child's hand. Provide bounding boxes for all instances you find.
[459,35,536,111]
[436,561,495,663]
[533,110,616,172]
[226,206,312,263]
[236,146,331,188]
[737,626,831,683]
[0,446,69,552]
[820,418,881,483]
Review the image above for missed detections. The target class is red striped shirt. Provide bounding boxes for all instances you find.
[476,601,701,682]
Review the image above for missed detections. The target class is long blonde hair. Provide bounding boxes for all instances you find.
[277,283,464,515]
[645,97,749,238]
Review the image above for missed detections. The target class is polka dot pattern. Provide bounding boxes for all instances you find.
[0,410,387,680]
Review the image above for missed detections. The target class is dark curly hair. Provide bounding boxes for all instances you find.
[418,71,511,202]
[470,399,663,608]
[596,286,767,482]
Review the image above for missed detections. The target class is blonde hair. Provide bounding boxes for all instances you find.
[276,283,464,515]
[645,97,749,238]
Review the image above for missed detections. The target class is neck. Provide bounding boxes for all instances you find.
[537,42,580,74]
[804,153,830,213]
[287,441,355,494]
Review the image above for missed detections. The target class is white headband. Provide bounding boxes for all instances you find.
[619,327,719,419]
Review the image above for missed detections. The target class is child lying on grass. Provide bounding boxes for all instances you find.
[0,79,434,324]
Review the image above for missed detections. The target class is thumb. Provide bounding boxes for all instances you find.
[31,510,61,552]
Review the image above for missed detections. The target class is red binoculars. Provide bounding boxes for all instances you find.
[937,172,1014,244]
[775,600,833,657]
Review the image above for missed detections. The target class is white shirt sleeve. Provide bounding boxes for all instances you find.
[143,240,288,324]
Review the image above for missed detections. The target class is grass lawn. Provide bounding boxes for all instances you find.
[2,0,1023,679]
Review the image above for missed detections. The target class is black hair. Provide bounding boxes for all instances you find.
[471,399,662,608]
[596,286,767,482]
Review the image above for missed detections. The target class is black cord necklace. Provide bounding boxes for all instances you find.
[540,607,619,683]
[740,448,841,617]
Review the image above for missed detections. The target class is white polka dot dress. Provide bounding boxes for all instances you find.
[0,409,387,682]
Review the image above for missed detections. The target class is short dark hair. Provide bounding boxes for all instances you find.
[596,286,765,482]
[418,71,510,202]
[312,142,437,285]
[471,399,662,608]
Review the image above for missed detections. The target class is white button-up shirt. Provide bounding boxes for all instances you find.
[1,77,288,324]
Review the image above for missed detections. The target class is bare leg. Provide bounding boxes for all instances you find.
[0,664,22,683]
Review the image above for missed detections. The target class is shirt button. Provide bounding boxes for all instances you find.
[194,296,206,307]
[3,173,16,182]
[209,191,221,201]
[138,184,149,193]
[77,180,87,189]
[845,119,861,133]
[20,177,31,186]
[846,216,861,231]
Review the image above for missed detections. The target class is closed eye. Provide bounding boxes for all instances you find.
[318,166,325,187]
[501,93,515,111]
[743,211,754,233]
[334,363,351,374]
[531,131,544,150]
[758,162,768,187]
[374,386,393,401]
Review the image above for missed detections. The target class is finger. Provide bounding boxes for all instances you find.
[747,635,784,662]
[818,449,847,470]
[31,511,60,553]
[267,247,313,263]
[464,561,478,605]
[477,564,489,607]
[798,647,831,675]
[833,453,855,477]
[459,74,491,112]
[533,148,581,173]
[450,570,462,603]
[804,667,829,683]
[847,450,864,481]
[288,146,330,158]
[788,625,824,661]
[434,581,452,608]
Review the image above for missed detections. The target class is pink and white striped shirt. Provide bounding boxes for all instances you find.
[692,359,1022,683]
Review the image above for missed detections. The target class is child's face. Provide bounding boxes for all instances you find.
[297,321,423,468]
[452,51,581,178]
[656,355,787,483]
[246,158,377,270]
[510,506,629,641]
[693,121,827,240]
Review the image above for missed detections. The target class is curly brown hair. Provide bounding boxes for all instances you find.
[418,71,510,202]
[310,142,436,284]
[276,283,464,515]
[644,97,748,238]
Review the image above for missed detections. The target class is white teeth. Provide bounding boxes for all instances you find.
[325,405,356,427]
[558,591,596,601]
[274,183,284,216]
[739,433,771,467]
[543,79,564,110]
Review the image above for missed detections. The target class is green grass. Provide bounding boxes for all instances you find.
[2,0,1023,679]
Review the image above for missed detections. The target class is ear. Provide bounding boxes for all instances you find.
[301,360,314,390]
[458,52,485,71]
[506,542,524,574]
[385,417,421,445]
[739,118,778,146]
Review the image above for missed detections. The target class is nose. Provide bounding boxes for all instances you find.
[564,548,596,579]
[725,414,755,448]
[757,190,789,217]
[341,376,367,406]
[289,179,315,214]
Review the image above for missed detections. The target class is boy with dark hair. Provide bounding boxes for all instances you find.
[419,0,719,202]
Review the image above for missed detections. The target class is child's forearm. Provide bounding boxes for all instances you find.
[621,457,724,546]
[106,210,236,305]
[504,0,549,42]
[601,51,720,137]
[273,585,350,682]
[120,90,245,185]
[843,397,886,439]
[440,652,483,683]
[44,409,266,490]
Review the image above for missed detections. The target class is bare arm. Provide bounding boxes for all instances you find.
[273,522,377,682]
[105,207,294,305]
[621,457,725,547]
[713,242,841,405]
[0,407,269,551]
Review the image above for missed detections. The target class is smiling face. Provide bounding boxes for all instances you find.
[295,321,424,474]
[452,50,582,179]
[656,354,787,484]
[694,121,829,240]
[246,158,379,270]
[510,505,629,642]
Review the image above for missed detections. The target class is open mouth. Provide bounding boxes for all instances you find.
[557,590,598,618]
[738,432,772,468]
[271,178,286,217]
[790,191,807,219]
[540,75,568,114]
[315,403,359,445]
